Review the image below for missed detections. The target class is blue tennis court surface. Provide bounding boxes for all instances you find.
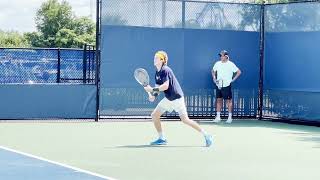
[0,146,114,180]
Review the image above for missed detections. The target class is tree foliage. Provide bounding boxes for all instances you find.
[0,31,30,47]
[33,0,96,48]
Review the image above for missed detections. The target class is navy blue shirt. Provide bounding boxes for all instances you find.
[155,65,184,101]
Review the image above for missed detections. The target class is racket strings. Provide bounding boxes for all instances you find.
[135,69,149,86]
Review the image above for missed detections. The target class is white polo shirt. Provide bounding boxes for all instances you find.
[212,60,239,87]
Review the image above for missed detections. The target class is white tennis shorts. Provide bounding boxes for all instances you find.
[156,97,188,116]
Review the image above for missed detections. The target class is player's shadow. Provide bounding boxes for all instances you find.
[111,145,206,148]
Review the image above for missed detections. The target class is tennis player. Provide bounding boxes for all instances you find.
[144,50,213,147]
[212,50,241,123]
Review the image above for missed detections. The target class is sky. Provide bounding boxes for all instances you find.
[0,0,96,33]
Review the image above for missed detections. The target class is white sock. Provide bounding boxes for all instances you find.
[228,113,232,118]
[159,132,165,140]
[216,112,221,117]
[200,129,208,136]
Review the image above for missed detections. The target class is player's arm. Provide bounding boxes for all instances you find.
[145,69,169,93]
[212,69,217,83]
[145,82,167,102]
[145,81,169,94]
[155,80,169,92]
[144,85,153,92]
[232,69,241,83]
[212,62,218,84]
[145,83,160,95]
[144,83,161,92]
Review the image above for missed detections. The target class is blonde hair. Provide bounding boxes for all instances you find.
[155,51,168,65]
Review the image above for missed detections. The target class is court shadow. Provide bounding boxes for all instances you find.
[200,120,320,132]
[297,134,320,144]
[199,120,265,128]
[201,120,320,146]
[109,145,205,148]
[280,131,320,147]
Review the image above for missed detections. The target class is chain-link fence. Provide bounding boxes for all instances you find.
[101,0,261,31]
[0,46,96,84]
[265,1,320,32]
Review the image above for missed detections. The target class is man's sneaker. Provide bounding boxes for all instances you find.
[204,135,213,147]
[213,116,221,123]
[226,117,233,124]
[150,138,167,145]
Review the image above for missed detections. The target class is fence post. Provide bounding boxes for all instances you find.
[88,45,92,83]
[182,0,186,28]
[83,44,87,83]
[57,48,61,83]
[95,0,101,122]
[258,4,265,120]
[92,46,95,83]
[161,0,166,28]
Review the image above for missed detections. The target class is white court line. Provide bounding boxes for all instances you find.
[0,146,118,180]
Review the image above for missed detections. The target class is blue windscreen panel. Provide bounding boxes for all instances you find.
[100,26,184,116]
[183,29,259,89]
[264,32,320,121]
[183,29,259,117]
[0,84,96,119]
[265,32,320,92]
[100,26,260,117]
[264,2,320,122]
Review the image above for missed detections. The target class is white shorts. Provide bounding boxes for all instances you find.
[156,97,188,116]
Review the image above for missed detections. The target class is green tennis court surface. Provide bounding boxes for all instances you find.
[0,120,319,180]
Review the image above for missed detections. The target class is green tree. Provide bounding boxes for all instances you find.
[71,17,96,45]
[30,0,96,48]
[35,0,73,44]
[54,28,77,48]
[0,30,30,47]
[24,32,47,47]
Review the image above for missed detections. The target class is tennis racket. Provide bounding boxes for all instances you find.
[134,68,159,97]
[134,68,149,87]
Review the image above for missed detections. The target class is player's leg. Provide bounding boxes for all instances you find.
[175,98,213,147]
[227,99,233,113]
[179,113,213,147]
[223,85,233,123]
[214,98,222,122]
[214,88,223,122]
[150,98,170,145]
[151,108,163,134]
[180,114,202,132]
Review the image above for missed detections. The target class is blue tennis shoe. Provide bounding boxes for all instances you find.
[204,135,213,147]
[150,138,167,145]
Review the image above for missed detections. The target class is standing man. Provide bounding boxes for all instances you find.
[212,50,241,123]
[144,50,213,147]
